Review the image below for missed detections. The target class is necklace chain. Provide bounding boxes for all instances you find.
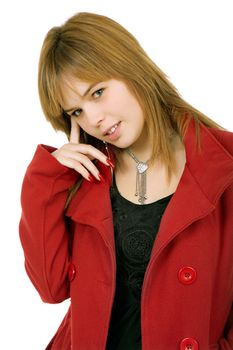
[125,149,141,164]
[125,149,149,204]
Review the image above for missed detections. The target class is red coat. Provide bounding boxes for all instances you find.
[19,118,233,350]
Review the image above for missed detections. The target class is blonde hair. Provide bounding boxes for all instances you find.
[38,12,225,205]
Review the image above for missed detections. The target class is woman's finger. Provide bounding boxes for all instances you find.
[67,144,110,165]
[70,116,80,144]
[59,149,103,178]
[55,155,95,181]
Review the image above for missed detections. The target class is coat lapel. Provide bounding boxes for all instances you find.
[151,118,233,258]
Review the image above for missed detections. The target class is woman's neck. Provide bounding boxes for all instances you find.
[115,132,183,174]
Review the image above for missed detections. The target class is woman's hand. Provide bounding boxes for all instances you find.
[52,117,111,182]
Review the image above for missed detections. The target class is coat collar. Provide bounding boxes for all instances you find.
[66,118,233,252]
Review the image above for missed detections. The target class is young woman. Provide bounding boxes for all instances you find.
[19,12,233,350]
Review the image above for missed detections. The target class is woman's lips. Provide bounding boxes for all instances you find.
[105,122,121,141]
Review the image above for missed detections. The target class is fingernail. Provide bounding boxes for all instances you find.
[88,174,96,183]
[98,173,105,182]
[106,158,115,168]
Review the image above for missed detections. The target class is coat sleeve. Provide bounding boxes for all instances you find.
[19,144,79,303]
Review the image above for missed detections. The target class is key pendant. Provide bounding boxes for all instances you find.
[136,162,148,174]
[135,162,148,204]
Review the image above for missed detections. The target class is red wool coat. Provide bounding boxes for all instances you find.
[19,118,233,350]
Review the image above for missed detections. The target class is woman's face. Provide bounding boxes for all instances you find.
[61,77,148,152]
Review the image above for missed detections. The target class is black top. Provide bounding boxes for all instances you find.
[106,175,173,350]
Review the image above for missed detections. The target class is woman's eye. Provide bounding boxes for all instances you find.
[72,109,82,117]
[69,88,104,117]
[92,88,104,98]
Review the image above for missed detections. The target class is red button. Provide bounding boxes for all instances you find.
[180,338,199,350]
[68,262,76,282]
[178,266,197,285]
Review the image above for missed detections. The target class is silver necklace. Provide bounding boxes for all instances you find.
[125,149,149,205]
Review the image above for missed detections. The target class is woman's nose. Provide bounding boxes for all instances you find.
[85,105,105,126]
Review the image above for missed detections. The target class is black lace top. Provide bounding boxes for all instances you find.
[106,174,173,350]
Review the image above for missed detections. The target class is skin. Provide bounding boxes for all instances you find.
[52,116,111,181]
[52,77,151,182]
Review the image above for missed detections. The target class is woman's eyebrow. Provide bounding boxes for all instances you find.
[63,82,100,113]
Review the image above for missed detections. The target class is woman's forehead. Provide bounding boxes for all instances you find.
[58,74,94,102]
[60,74,92,93]
[59,74,104,111]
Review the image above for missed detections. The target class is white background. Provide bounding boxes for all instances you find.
[0,0,233,349]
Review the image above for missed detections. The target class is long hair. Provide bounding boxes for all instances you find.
[38,12,225,206]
